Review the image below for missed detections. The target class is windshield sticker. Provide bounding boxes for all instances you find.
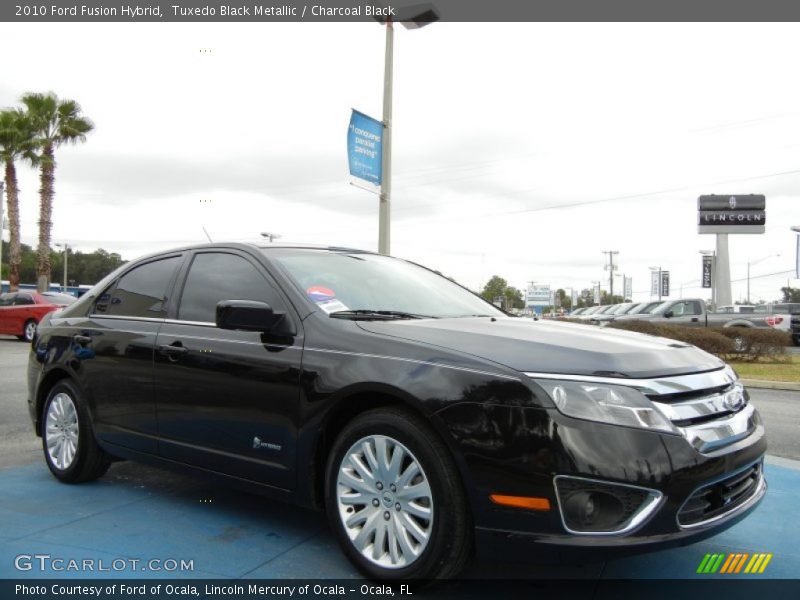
[307,286,349,314]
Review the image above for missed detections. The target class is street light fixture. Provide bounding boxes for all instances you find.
[746,253,780,303]
[55,243,68,293]
[260,232,282,243]
[374,4,438,255]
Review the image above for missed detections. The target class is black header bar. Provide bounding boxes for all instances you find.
[6,1,800,22]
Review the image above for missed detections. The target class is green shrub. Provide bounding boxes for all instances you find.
[607,321,790,361]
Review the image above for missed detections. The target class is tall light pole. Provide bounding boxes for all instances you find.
[746,253,780,303]
[55,243,68,292]
[376,5,438,255]
[792,226,800,280]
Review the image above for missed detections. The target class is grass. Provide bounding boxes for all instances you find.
[729,355,800,383]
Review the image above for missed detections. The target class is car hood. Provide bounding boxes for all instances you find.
[357,317,723,379]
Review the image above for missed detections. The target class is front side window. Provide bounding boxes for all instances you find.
[98,256,180,318]
[13,294,34,306]
[178,253,283,323]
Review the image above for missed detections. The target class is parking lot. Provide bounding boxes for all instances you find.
[1,336,799,581]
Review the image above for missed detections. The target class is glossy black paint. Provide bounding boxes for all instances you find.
[27,243,766,556]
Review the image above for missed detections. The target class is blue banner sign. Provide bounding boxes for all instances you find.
[347,109,383,185]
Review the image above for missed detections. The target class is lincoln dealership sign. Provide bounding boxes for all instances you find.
[697,195,765,234]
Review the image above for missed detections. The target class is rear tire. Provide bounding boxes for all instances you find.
[325,407,471,580]
[42,380,111,483]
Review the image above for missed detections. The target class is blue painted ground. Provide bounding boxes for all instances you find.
[0,459,796,580]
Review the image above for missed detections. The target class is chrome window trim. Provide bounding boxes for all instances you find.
[552,475,664,537]
[524,367,737,396]
[677,461,766,530]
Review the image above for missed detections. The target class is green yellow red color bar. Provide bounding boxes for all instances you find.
[696,552,773,574]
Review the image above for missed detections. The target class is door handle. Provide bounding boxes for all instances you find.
[691,317,699,322]
[158,343,188,357]
[73,335,92,345]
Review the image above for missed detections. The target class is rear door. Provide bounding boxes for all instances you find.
[0,293,18,334]
[71,254,184,453]
[153,250,303,490]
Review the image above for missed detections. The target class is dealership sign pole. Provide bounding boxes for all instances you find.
[698,195,766,308]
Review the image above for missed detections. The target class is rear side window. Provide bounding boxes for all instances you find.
[96,257,180,318]
[178,253,283,323]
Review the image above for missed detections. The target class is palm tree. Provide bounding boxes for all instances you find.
[22,92,93,291]
[0,109,37,291]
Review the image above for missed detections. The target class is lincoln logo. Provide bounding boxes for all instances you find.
[729,196,737,209]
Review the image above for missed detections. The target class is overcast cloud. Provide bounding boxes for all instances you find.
[0,21,798,301]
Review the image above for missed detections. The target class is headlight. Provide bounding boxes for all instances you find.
[532,378,678,434]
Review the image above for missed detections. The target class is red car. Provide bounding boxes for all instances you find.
[0,291,76,341]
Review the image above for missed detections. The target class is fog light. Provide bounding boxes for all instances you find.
[555,476,662,535]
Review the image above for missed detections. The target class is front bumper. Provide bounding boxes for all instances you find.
[436,391,767,556]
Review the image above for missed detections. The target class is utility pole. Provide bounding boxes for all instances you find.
[602,250,619,300]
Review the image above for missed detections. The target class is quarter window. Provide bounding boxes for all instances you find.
[98,257,180,318]
[178,253,283,323]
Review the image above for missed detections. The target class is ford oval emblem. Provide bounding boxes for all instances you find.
[723,389,745,411]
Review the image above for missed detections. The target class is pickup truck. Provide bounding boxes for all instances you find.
[613,298,777,329]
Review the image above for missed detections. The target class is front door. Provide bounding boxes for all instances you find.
[153,250,303,490]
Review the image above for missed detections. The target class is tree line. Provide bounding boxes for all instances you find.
[0,92,93,291]
[1,240,124,287]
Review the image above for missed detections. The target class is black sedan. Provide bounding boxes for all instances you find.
[27,243,766,579]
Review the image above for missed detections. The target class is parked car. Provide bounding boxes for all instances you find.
[615,298,778,330]
[0,291,76,341]
[590,302,638,324]
[28,244,767,579]
[791,313,800,346]
[568,307,588,317]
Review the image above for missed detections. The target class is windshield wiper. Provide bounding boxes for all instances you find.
[329,310,436,320]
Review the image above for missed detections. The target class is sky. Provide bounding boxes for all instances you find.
[0,21,798,303]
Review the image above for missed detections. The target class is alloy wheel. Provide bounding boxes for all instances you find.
[336,435,434,569]
[24,321,36,341]
[45,393,80,470]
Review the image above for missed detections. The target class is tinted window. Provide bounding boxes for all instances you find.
[13,294,34,306]
[178,253,283,323]
[99,257,180,318]
[0,293,15,307]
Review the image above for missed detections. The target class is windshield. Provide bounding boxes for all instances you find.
[268,249,506,319]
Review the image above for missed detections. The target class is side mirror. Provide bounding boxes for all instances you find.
[663,310,674,318]
[216,300,294,335]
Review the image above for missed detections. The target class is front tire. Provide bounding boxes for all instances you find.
[42,380,111,483]
[325,407,471,580]
[19,319,37,342]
